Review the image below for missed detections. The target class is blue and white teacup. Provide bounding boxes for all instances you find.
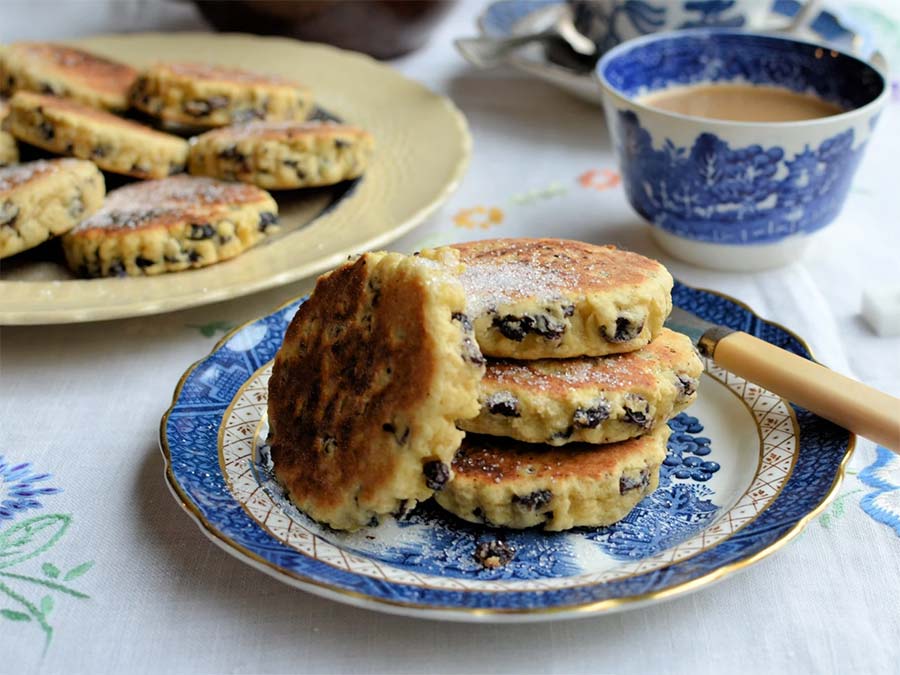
[597,29,888,271]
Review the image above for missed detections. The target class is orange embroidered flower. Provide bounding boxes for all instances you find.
[453,206,504,230]
[578,168,621,191]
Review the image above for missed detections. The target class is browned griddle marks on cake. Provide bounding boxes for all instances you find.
[487,358,634,392]
[0,159,62,192]
[482,329,690,396]
[11,43,136,95]
[161,62,299,87]
[452,238,661,315]
[452,434,658,483]
[13,92,174,135]
[268,255,437,513]
[70,176,270,234]
[198,120,366,143]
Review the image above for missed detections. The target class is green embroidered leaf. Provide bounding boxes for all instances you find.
[539,182,567,198]
[41,563,60,579]
[819,489,863,529]
[40,595,53,615]
[189,321,236,337]
[510,184,567,206]
[0,609,31,622]
[0,515,70,570]
[63,561,94,582]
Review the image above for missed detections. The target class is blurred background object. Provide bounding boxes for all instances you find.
[0,0,456,60]
[467,0,876,105]
[191,0,456,59]
[0,0,208,41]
[455,2,595,70]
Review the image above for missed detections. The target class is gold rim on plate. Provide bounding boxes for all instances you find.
[0,33,470,325]
[158,285,855,621]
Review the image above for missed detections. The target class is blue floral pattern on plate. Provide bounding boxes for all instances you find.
[161,283,853,617]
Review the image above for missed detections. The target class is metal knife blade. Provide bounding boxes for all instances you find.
[665,305,734,357]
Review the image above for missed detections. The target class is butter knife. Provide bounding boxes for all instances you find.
[666,305,900,452]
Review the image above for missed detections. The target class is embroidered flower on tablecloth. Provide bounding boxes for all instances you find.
[577,168,621,191]
[859,446,900,537]
[0,457,60,524]
[453,206,504,229]
[0,455,92,653]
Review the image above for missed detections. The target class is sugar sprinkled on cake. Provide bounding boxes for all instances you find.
[71,175,267,232]
[0,159,79,192]
[488,357,632,391]
[460,261,572,315]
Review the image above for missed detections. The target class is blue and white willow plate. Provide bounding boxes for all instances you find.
[477,0,872,105]
[160,283,853,622]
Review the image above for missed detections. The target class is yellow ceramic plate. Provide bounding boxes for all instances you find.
[0,33,470,324]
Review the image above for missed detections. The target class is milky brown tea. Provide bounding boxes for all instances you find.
[639,83,845,122]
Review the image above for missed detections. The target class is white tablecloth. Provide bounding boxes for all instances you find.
[1,2,899,673]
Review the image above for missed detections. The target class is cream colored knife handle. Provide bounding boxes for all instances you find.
[708,331,900,452]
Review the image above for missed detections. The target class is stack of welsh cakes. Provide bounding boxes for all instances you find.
[437,239,701,531]
[267,238,702,533]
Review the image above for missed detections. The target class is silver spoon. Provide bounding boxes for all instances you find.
[455,5,595,69]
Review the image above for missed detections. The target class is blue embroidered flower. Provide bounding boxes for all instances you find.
[0,456,61,524]
[859,446,900,537]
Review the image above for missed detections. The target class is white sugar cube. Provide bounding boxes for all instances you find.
[862,286,900,336]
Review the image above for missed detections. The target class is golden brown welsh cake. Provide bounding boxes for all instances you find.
[131,62,313,128]
[435,425,670,531]
[461,328,702,445]
[424,238,674,359]
[267,250,485,531]
[6,91,188,179]
[0,158,104,258]
[0,42,137,111]
[188,121,373,189]
[0,98,19,167]
[61,175,277,277]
